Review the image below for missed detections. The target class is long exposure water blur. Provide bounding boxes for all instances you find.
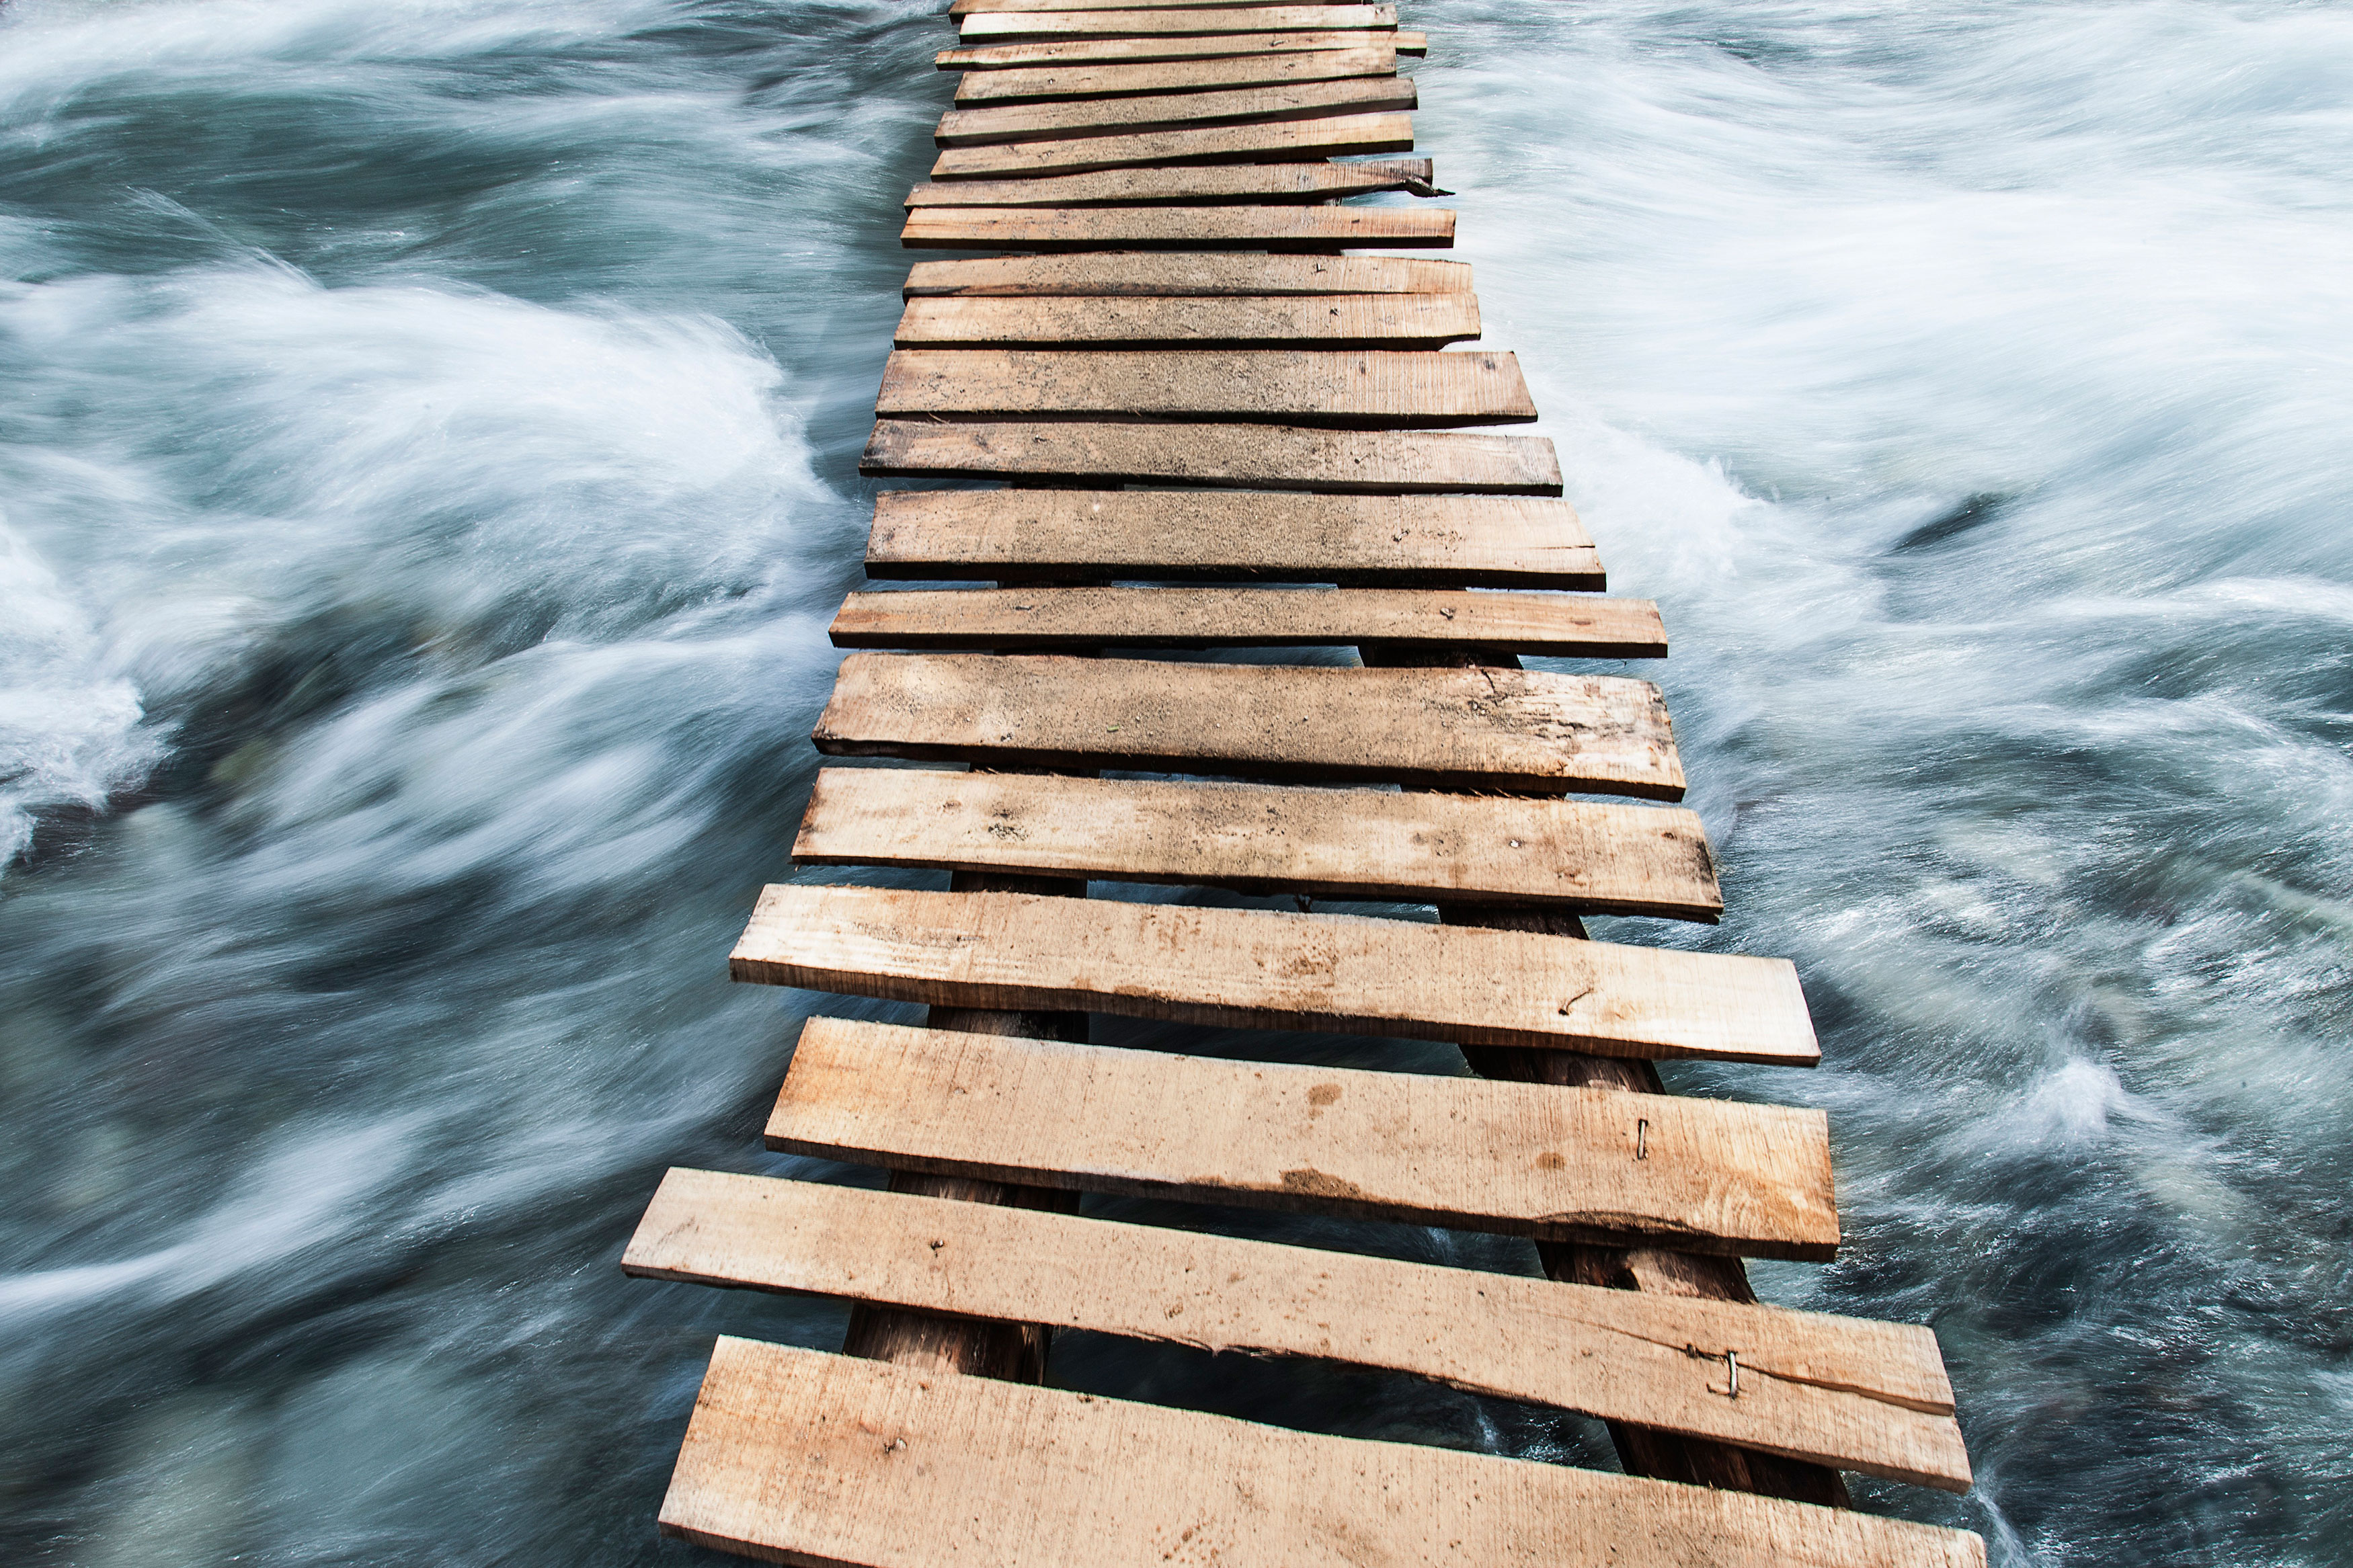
[4,1,2350,1562]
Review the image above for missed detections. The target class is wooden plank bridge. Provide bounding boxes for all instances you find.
[624,5,1985,1563]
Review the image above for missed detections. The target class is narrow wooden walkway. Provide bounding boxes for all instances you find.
[626,7,1984,1563]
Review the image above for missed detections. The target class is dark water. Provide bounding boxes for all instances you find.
[4,1,2350,1563]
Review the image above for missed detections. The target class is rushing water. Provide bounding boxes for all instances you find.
[3,0,2350,1561]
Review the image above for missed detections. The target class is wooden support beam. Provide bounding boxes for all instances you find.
[728,886,1819,1065]
[813,652,1682,796]
[952,48,1396,103]
[959,6,1399,43]
[902,251,1469,296]
[932,112,1414,179]
[659,1339,1988,1568]
[860,419,1560,492]
[627,1170,1970,1487]
[936,76,1412,142]
[861,489,1603,586]
[939,30,1425,69]
[792,767,1718,917]
[900,204,1453,250]
[892,293,1478,348]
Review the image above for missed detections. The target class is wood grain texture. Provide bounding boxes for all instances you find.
[813,652,1682,796]
[861,489,1602,586]
[904,160,1437,208]
[959,5,1398,42]
[932,112,1414,179]
[791,768,1718,917]
[628,1170,1969,1487]
[759,1020,1835,1256]
[860,419,1560,492]
[828,587,1659,655]
[894,293,1476,346]
[728,886,1819,1065]
[660,1339,1988,1568]
[952,48,1396,102]
[936,75,1414,142]
[901,204,1453,249]
[903,251,1468,295]
[874,348,1533,427]
[939,30,1425,68]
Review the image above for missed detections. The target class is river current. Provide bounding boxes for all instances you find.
[3,1,2349,1563]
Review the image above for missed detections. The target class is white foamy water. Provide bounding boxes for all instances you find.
[3,0,2348,1563]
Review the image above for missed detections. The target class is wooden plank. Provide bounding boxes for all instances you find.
[875,349,1533,427]
[960,7,1399,42]
[903,251,1468,296]
[892,295,1480,350]
[935,77,1414,143]
[931,113,1414,180]
[861,489,1605,587]
[792,768,1717,917]
[953,0,1345,13]
[861,419,1561,492]
[904,159,1439,208]
[729,886,1817,1065]
[829,587,1660,655]
[902,204,1453,249]
[939,32,1423,69]
[663,1339,1986,1568]
[760,1020,1835,1255]
[628,1170,1970,1487]
[953,48,1396,103]
[813,653,1682,797]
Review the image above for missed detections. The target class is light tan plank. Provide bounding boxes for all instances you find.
[793,768,1716,917]
[665,1340,1985,1568]
[629,1170,1970,1487]
[939,30,1424,68]
[961,5,1398,42]
[813,652,1682,797]
[730,886,1815,1064]
[932,112,1414,179]
[953,47,1395,102]
[902,204,1452,249]
[905,159,1439,208]
[936,77,1414,142]
[893,295,1479,349]
[762,1022,1833,1255]
[830,587,1658,654]
[860,418,1560,492]
[861,489,1603,586]
[953,0,1336,12]
[875,348,1533,427]
[903,251,1468,295]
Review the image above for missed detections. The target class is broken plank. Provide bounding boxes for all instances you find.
[874,348,1533,427]
[662,1339,1987,1568]
[828,587,1659,655]
[895,292,1476,345]
[952,48,1396,102]
[931,112,1414,179]
[813,651,1682,797]
[940,31,1423,68]
[860,419,1560,492]
[902,204,1451,249]
[629,1171,1968,1487]
[904,159,1438,208]
[959,6,1398,42]
[792,768,1716,917]
[861,489,1603,587]
[935,77,1414,143]
[902,251,1468,295]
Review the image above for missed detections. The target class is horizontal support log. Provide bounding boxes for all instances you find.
[902,251,1468,295]
[860,419,1560,492]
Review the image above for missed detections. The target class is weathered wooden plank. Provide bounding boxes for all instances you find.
[939,31,1423,69]
[830,587,1659,655]
[813,653,1682,797]
[903,251,1468,296]
[861,489,1603,587]
[893,295,1479,350]
[960,6,1398,42]
[904,159,1439,208]
[952,48,1396,103]
[629,1170,1971,1487]
[861,419,1560,493]
[932,113,1414,180]
[936,77,1414,143]
[762,1022,1834,1255]
[792,768,1716,917]
[902,204,1452,249]
[729,886,1816,1065]
[664,1339,1986,1568]
[875,349,1533,427]
[953,0,1337,13]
